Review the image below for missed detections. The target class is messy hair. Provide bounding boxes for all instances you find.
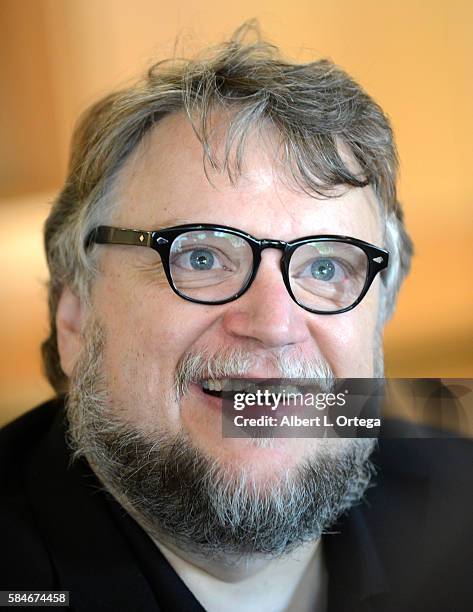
[42,22,412,393]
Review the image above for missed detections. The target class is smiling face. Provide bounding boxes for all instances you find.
[58,112,384,556]
[63,113,383,473]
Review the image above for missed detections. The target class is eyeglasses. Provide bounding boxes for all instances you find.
[86,224,389,315]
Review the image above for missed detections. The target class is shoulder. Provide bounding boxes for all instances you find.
[0,399,162,608]
[365,431,473,610]
[0,398,66,491]
[367,433,473,551]
[373,430,473,496]
[0,398,65,588]
[1,398,62,460]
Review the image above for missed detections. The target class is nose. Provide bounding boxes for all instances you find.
[221,250,311,349]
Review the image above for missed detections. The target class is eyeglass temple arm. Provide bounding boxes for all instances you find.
[86,227,156,249]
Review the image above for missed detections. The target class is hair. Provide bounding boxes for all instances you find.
[42,21,413,394]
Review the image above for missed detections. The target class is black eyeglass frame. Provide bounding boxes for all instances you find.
[86,224,389,315]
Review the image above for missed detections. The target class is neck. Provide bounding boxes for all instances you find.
[155,533,321,581]
[98,475,328,611]
[154,536,327,612]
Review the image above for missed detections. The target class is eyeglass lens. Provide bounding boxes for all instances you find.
[169,229,368,311]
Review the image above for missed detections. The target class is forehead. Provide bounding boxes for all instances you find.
[112,112,382,244]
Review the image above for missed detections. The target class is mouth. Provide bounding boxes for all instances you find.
[199,378,303,397]
[200,378,246,398]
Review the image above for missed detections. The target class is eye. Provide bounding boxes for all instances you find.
[305,257,347,282]
[172,248,231,272]
[189,249,215,270]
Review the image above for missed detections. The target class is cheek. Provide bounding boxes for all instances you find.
[91,276,179,412]
[91,267,219,422]
[100,302,170,418]
[308,299,378,377]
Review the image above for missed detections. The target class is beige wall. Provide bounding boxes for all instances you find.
[1,0,472,425]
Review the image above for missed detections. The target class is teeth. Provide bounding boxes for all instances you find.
[201,378,246,392]
[200,379,301,393]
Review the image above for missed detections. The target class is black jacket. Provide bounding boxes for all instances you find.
[1,398,472,611]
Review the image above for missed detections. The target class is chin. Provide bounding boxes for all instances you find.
[182,429,324,483]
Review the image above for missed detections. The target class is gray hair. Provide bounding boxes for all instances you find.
[42,22,412,393]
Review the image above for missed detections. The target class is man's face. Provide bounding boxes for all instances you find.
[85,113,382,481]
[60,112,384,556]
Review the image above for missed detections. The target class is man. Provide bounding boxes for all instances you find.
[1,25,472,612]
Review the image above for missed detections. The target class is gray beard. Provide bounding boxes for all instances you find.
[66,318,377,559]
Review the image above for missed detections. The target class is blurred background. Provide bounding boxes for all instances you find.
[1,0,472,426]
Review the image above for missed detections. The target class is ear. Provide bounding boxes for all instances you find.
[56,287,84,377]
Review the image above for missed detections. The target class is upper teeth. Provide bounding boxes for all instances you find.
[202,379,238,391]
[201,379,304,394]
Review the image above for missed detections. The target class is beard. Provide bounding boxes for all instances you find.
[66,316,377,560]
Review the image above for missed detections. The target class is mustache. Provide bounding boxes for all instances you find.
[174,346,335,400]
